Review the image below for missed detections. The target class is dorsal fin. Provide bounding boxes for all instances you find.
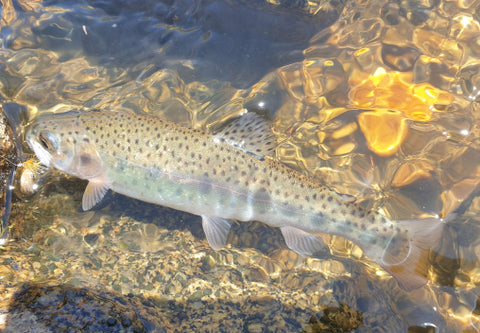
[214,113,275,159]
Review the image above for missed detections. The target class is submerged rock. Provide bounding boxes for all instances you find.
[0,106,17,244]
[3,283,162,333]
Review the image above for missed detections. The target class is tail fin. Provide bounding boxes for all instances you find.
[380,214,455,291]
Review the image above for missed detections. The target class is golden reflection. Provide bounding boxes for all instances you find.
[450,14,480,41]
[391,160,434,187]
[357,109,407,156]
[0,0,17,26]
[349,70,454,156]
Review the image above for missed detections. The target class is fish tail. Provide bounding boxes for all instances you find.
[379,214,455,291]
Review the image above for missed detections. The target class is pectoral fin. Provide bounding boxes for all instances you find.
[201,215,232,250]
[281,226,324,255]
[82,181,109,211]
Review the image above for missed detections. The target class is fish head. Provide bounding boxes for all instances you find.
[26,112,104,181]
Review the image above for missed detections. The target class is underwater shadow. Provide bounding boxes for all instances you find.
[2,282,363,332]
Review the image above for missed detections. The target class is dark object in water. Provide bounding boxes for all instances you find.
[0,104,21,244]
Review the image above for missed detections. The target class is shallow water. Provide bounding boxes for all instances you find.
[1,0,480,332]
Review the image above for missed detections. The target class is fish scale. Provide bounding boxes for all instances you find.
[26,110,449,291]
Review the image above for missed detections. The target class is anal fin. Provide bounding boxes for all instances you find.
[201,215,232,251]
[82,181,109,211]
[281,226,324,256]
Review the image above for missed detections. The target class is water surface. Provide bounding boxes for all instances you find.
[1,0,480,332]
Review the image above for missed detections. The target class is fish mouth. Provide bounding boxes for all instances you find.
[28,138,52,168]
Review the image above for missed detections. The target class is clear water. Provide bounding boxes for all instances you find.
[1,0,480,331]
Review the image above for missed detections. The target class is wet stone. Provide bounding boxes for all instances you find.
[0,108,17,243]
[242,265,270,284]
[302,303,363,333]
[3,284,155,333]
[83,232,101,247]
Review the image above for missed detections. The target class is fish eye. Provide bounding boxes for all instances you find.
[38,131,58,152]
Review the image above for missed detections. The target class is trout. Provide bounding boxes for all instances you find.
[26,110,449,290]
